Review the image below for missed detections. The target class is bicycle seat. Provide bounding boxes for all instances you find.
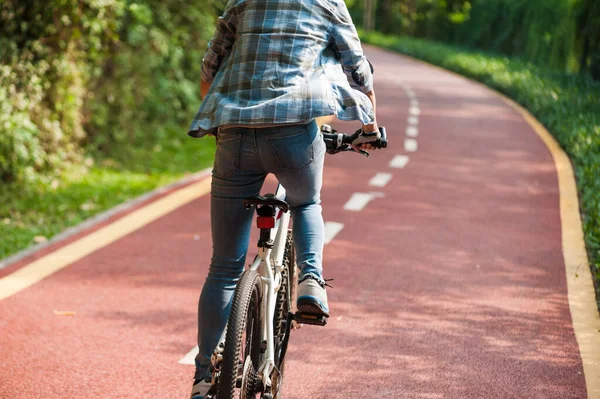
[244,194,289,213]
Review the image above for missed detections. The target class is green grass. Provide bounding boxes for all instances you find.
[0,127,215,259]
[360,31,600,304]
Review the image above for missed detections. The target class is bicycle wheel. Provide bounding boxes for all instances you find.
[272,230,296,395]
[219,270,264,399]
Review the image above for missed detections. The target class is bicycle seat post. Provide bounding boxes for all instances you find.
[256,204,276,249]
[243,194,290,249]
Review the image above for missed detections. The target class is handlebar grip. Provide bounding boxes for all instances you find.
[321,124,388,153]
[375,126,387,149]
[342,126,388,149]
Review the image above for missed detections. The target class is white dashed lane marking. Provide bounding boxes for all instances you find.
[369,172,393,188]
[343,193,376,211]
[390,155,410,169]
[406,126,418,137]
[324,221,344,245]
[405,139,418,152]
[409,107,421,116]
[408,116,419,125]
[179,346,198,365]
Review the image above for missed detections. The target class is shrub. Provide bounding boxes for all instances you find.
[0,0,221,182]
[0,0,124,182]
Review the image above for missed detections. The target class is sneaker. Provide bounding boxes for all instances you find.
[296,275,330,317]
[190,379,213,399]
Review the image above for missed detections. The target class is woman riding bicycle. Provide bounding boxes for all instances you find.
[187,0,379,397]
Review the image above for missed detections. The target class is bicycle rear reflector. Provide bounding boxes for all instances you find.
[257,216,275,229]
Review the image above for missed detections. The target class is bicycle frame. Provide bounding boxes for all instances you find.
[213,184,290,391]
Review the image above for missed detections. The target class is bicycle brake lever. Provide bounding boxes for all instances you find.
[347,146,369,157]
[337,145,369,157]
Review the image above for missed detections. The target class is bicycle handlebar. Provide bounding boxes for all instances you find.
[321,124,388,157]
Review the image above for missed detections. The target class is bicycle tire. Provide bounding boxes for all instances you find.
[218,270,264,399]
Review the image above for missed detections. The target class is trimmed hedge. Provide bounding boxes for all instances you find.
[360,31,600,303]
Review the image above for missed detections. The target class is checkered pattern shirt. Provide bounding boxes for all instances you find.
[188,0,375,137]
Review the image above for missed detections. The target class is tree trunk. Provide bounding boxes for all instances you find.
[363,0,377,31]
[580,35,590,74]
[408,0,416,36]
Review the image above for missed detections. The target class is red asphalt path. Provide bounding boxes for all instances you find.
[0,46,587,398]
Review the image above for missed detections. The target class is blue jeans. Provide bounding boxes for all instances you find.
[195,120,326,379]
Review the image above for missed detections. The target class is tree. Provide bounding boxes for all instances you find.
[363,0,377,31]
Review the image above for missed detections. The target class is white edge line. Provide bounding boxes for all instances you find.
[0,168,212,271]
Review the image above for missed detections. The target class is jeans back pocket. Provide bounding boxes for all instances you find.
[266,124,315,171]
[213,132,241,178]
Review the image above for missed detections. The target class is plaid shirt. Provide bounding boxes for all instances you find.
[188,0,375,137]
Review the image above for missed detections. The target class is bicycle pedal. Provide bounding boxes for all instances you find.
[293,312,328,326]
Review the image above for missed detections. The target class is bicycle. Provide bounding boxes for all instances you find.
[204,124,388,399]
